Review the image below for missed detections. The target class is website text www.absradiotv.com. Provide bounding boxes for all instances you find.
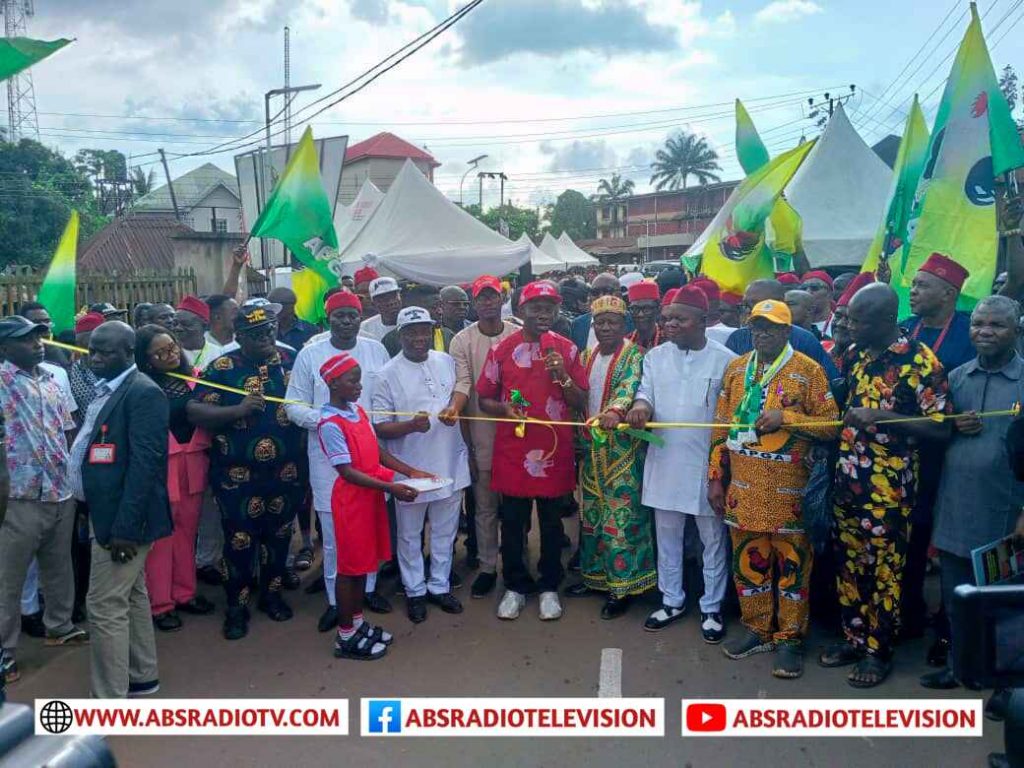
[33,697,983,738]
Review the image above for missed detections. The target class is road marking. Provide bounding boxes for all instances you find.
[598,648,622,698]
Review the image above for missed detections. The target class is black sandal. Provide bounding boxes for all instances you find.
[818,641,863,668]
[294,547,314,572]
[848,655,892,688]
[333,623,387,661]
[366,624,394,646]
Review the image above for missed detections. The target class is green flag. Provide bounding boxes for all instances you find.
[903,4,1024,310]
[0,38,71,81]
[250,126,341,293]
[735,98,804,272]
[36,210,79,335]
[864,95,930,317]
[692,140,815,293]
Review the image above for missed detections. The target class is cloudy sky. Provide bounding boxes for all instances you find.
[26,0,1024,209]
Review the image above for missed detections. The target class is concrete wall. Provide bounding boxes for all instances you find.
[183,187,243,233]
[171,231,245,296]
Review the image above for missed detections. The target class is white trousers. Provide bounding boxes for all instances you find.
[654,509,729,613]
[396,494,462,598]
[21,558,40,615]
[316,509,377,607]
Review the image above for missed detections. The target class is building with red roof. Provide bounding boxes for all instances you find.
[340,132,440,203]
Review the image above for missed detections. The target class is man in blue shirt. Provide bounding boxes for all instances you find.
[725,279,839,381]
[268,287,319,351]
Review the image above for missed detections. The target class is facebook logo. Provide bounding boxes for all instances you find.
[367,700,402,734]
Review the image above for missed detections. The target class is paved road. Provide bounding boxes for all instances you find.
[8,534,1004,768]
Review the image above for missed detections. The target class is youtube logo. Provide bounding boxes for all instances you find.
[685,703,727,733]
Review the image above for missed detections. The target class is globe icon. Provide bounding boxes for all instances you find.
[40,700,73,734]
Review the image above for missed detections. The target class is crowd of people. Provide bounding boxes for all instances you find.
[1,246,1023,711]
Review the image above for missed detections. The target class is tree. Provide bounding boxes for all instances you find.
[466,202,541,242]
[545,189,596,240]
[999,64,1023,130]
[649,131,722,191]
[131,165,156,197]
[0,138,107,269]
[592,173,635,236]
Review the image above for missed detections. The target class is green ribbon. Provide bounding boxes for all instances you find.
[591,424,666,449]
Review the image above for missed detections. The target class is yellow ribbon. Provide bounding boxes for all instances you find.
[44,339,1021,430]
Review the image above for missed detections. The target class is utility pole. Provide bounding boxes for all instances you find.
[807,85,856,129]
[477,171,508,212]
[158,148,181,222]
[459,154,487,206]
[2,0,39,141]
[283,27,291,147]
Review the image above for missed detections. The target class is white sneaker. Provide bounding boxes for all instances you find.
[497,590,526,620]
[539,591,563,621]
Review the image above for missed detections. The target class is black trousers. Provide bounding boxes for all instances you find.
[902,446,944,635]
[500,496,564,594]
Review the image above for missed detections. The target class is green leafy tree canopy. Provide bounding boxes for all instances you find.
[465,201,541,242]
[544,189,596,240]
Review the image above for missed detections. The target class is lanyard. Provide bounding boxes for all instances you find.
[911,313,954,354]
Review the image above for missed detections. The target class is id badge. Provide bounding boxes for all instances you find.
[89,443,116,464]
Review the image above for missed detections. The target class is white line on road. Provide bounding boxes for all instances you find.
[599,648,623,698]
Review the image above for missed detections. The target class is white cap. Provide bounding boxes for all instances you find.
[619,272,644,289]
[396,306,434,329]
[369,276,400,298]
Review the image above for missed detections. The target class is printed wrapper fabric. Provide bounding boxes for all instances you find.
[578,342,656,598]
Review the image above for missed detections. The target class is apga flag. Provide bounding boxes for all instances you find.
[735,99,804,272]
[36,210,79,335]
[903,4,1024,309]
[250,126,341,287]
[292,268,331,325]
[0,38,71,81]
[691,140,816,293]
[864,95,930,318]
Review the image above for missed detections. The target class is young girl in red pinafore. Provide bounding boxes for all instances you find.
[316,351,434,660]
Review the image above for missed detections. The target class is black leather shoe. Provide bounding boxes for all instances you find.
[153,611,183,632]
[20,611,45,638]
[920,668,959,690]
[601,596,631,620]
[644,604,686,632]
[257,595,293,622]
[282,569,301,591]
[564,582,593,598]
[223,607,248,641]
[407,596,427,623]
[177,595,215,615]
[427,592,463,614]
[317,605,338,633]
[471,572,496,598]
[364,591,393,614]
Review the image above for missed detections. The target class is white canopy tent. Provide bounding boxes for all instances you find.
[521,233,566,274]
[337,160,530,285]
[556,232,600,267]
[333,178,383,251]
[785,103,892,268]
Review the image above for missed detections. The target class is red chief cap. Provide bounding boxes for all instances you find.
[319,352,359,384]
[176,295,210,323]
[353,266,380,286]
[801,270,834,289]
[919,252,969,291]
[670,284,709,312]
[627,280,660,303]
[325,289,363,315]
[836,272,876,307]
[74,311,105,334]
[661,288,679,306]
[519,280,562,306]
[691,277,720,304]
[720,291,742,307]
[471,275,503,298]
[776,272,801,285]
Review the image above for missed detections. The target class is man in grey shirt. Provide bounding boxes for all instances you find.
[923,295,1024,690]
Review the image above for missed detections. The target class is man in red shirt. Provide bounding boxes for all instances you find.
[477,281,588,622]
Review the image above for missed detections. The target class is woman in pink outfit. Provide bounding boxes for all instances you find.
[135,324,216,631]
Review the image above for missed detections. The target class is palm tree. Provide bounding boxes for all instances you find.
[593,173,635,237]
[649,132,722,191]
[131,165,155,197]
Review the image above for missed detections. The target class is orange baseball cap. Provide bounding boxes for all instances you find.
[749,299,792,325]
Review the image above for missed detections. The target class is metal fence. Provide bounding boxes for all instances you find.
[0,268,199,317]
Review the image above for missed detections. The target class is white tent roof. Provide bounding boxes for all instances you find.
[333,178,383,251]
[556,232,600,266]
[520,233,566,274]
[338,161,529,285]
[785,103,892,268]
